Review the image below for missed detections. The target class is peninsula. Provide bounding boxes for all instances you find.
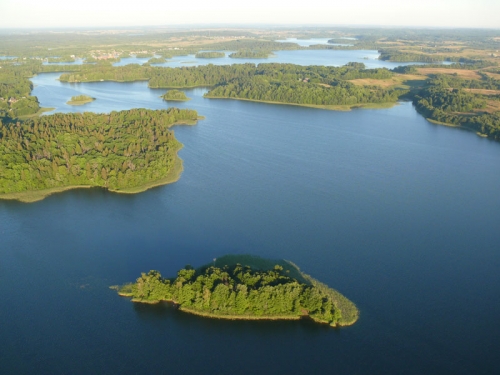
[0,108,202,202]
[115,254,359,327]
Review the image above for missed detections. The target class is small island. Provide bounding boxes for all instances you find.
[195,51,225,58]
[148,57,167,64]
[115,254,359,327]
[66,95,95,105]
[229,49,272,59]
[161,90,190,101]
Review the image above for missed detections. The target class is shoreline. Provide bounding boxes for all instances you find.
[117,258,359,327]
[204,95,397,111]
[425,117,489,138]
[0,118,202,203]
[66,98,95,105]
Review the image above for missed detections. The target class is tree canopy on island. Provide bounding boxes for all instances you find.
[117,255,359,327]
[161,90,189,101]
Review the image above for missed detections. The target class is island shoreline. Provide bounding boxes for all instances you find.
[0,118,203,203]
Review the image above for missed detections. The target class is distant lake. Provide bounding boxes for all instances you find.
[1,53,499,374]
[114,49,430,69]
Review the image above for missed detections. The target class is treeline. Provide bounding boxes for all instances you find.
[60,63,151,83]
[147,57,167,64]
[379,51,487,65]
[206,77,401,107]
[195,52,225,58]
[414,83,500,139]
[118,260,358,326]
[59,62,400,107]
[428,74,500,90]
[379,52,445,63]
[204,63,399,106]
[162,90,189,101]
[47,56,76,63]
[198,39,299,51]
[0,59,89,117]
[0,108,199,196]
[60,62,394,87]
[69,95,93,101]
[229,50,272,59]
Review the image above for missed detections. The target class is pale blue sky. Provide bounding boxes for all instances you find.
[1,0,499,29]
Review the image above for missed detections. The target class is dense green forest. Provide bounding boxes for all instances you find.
[117,255,359,327]
[195,52,225,58]
[147,57,167,64]
[161,90,189,101]
[0,108,200,201]
[204,63,400,107]
[379,52,445,63]
[47,56,76,63]
[67,95,95,105]
[58,62,401,107]
[229,50,272,59]
[0,60,86,117]
[413,79,500,139]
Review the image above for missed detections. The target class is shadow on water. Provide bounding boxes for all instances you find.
[132,300,336,336]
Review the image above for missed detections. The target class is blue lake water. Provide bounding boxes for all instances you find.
[114,49,424,69]
[1,63,500,374]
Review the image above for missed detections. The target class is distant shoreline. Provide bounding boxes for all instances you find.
[205,95,397,111]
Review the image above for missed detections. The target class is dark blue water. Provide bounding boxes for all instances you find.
[1,71,500,375]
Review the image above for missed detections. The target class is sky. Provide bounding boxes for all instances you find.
[0,0,499,29]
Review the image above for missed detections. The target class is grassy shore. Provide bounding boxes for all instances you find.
[18,107,55,119]
[204,95,397,111]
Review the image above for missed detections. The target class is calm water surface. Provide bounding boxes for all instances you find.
[113,49,424,69]
[1,68,499,374]
[274,37,352,47]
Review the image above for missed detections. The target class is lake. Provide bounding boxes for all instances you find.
[1,62,499,374]
[113,49,429,69]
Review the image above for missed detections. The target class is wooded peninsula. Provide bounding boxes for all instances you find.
[116,254,359,327]
[0,108,201,202]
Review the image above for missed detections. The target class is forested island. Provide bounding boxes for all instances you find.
[195,52,225,58]
[0,108,201,202]
[66,95,95,105]
[116,254,359,327]
[229,50,272,59]
[147,57,167,64]
[161,90,190,101]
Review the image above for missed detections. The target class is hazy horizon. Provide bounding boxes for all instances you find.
[1,0,499,29]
